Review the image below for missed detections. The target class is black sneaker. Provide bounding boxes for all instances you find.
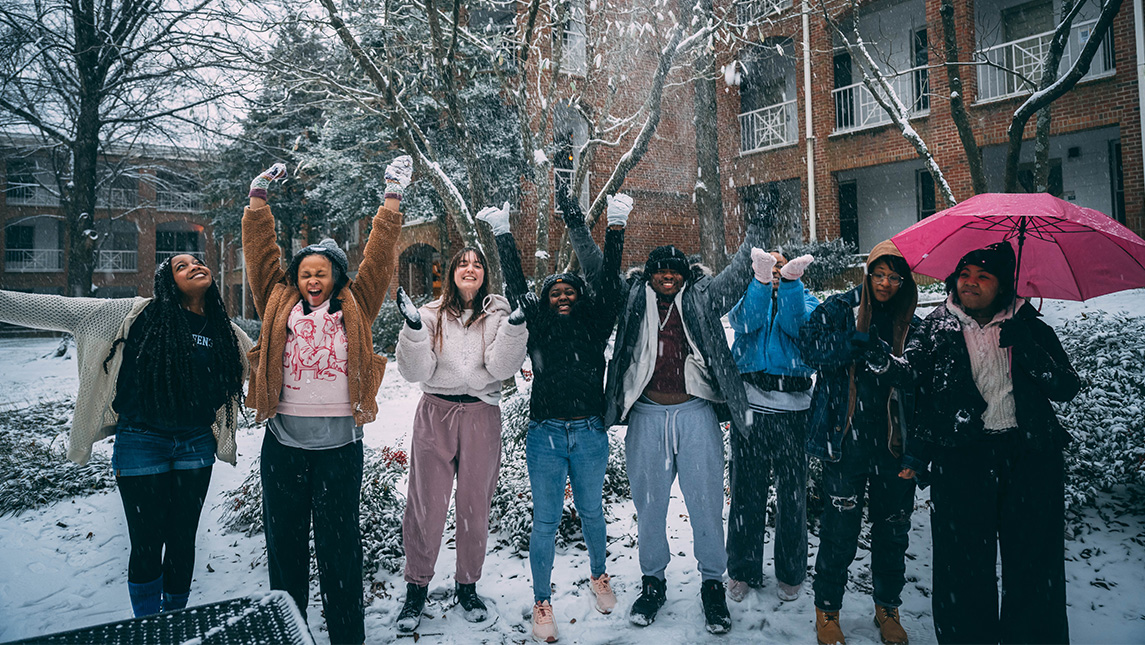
[629,575,667,627]
[701,579,732,634]
[456,582,488,623]
[396,583,428,633]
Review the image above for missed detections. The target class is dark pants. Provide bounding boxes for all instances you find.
[727,409,809,587]
[930,434,1068,645]
[117,466,212,592]
[813,441,915,611]
[261,431,364,645]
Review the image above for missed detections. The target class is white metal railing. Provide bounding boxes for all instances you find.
[5,186,60,207]
[98,188,137,209]
[155,250,205,265]
[156,192,201,212]
[96,250,138,272]
[739,99,798,154]
[4,249,64,272]
[977,18,1114,102]
[736,0,792,23]
[554,168,592,213]
[833,65,930,134]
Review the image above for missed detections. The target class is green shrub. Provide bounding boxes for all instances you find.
[778,238,859,291]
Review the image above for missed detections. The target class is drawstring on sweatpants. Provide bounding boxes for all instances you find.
[662,409,681,461]
[441,402,466,433]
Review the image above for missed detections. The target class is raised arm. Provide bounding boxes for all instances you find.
[477,202,529,307]
[728,249,777,334]
[775,255,819,339]
[241,163,288,318]
[349,156,410,319]
[0,290,131,334]
[560,188,604,286]
[707,220,768,316]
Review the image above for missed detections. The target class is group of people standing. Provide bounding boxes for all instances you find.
[0,154,1080,645]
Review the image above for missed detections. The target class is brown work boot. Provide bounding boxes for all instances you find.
[874,604,909,645]
[816,607,846,645]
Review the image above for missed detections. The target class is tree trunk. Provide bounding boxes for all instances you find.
[940,0,988,194]
[690,0,727,270]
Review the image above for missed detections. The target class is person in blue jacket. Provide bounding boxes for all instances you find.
[725,250,818,604]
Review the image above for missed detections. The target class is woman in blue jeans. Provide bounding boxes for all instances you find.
[476,189,628,642]
[0,255,249,618]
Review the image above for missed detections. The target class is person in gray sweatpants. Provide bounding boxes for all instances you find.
[601,219,766,634]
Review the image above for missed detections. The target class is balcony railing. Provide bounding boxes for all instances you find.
[96,250,138,272]
[5,249,64,272]
[5,186,60,207]
[98,188,137,210]
[736,0,792,23]
[739,99,798,154]
[832,65,930,134]
[156,192,201,212]
[155,250,205,265]
[976,18,1114,102]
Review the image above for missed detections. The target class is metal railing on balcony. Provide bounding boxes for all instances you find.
[156,192,201,212]
[5,249,64,272]
[976,18,1114,102]
[739,99,798,154]
[155,250,205,265]
[98,188,137,210]
[96,250,138,272]
[832,65,930,134]
[5,186,60,207]
[736,0,792,23]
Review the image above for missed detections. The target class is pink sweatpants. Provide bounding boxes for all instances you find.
[402,393,503,586]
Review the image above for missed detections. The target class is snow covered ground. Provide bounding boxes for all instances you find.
[1,290,1144,644]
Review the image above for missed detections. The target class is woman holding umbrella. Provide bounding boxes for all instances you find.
[901,242,1081,644]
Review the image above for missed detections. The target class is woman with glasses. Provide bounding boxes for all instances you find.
[798,241,919,645]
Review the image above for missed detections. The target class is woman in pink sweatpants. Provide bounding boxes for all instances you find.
[393,245,528,633]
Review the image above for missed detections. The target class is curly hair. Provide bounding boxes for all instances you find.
[104,257,245,426]
[433,246,490,351]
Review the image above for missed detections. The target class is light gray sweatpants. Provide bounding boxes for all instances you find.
[625,396,728,582]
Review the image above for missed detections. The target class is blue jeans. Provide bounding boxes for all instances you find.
[526,417,609,603]
[112,422,216,476]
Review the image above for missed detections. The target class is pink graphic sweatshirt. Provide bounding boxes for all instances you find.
[279,300,352,417]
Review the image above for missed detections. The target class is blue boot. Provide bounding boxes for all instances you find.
[128,576,163,617]
[161,590,191,613]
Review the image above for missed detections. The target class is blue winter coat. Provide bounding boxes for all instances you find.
[729,277,819,377]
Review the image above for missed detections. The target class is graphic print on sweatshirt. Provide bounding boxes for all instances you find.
[283,300,348,383]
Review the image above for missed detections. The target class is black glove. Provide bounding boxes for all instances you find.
[396,286,422,330]
[558,186,585,230]
[519,291,541,318]
[998,316,1029,349]
[850,330,892,371]
[508,303,527,326]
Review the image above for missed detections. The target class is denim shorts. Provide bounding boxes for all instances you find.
[111,423,217,477]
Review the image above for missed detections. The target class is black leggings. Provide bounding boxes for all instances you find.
[117,467,213,593]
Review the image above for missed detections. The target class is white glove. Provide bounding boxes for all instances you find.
[476,201,512,236]
[606,193,633,227]
[384,155,413,199]
[780,254,815,280]
[751,248,776,284]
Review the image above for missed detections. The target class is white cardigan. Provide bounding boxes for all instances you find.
[395,294,528,404]
[0,290,252,465]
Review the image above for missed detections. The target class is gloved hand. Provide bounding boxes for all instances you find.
[520,291,541,318]
[850,330,892,372]
[396,286,422,330]
[384,155,413,201]
[751,248,777,284]
[476,201,512,236]
[780,254,815,281]
[249,162,287,200]
[508,303,527,326]
[606,193,633,227]
[998,316,1029,349]
[558,186,584,229]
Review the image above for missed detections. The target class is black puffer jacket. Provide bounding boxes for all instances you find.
[902,300,1081,472]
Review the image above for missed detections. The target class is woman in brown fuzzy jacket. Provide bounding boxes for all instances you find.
[242,157,407,644]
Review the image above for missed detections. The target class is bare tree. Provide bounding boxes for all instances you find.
[0,0,243,296]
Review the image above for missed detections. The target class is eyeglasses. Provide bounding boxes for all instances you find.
[871,272,904,286]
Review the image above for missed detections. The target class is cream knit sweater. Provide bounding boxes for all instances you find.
[0,290,252,465]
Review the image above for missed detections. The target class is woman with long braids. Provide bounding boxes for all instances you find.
[392,242,528,634]
[0,254,250,618]
[242,158,406,645]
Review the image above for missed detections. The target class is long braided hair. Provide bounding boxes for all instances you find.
[104,257,245,425]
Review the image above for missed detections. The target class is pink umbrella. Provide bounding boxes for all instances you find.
[891,193,1145,301]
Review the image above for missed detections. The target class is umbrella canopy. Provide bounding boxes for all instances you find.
[891,193,1145,301]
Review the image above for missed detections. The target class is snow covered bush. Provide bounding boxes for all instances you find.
[231,317,261,343]
[780,238,858,291]
[0,400,114,516]
[1054,311,1145,514]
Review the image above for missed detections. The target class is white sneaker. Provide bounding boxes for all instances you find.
[727,578,751,603]
[777,580,803,602]
[590,573,617,614]
[532,600,558,643]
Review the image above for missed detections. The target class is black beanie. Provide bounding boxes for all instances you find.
[953,242,1015,287]
[540,272,586,298]
[645,245,690,277]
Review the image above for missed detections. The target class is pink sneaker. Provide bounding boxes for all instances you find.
[590,573,617,614]
[532,600,558,643]
[727,578,751,603]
